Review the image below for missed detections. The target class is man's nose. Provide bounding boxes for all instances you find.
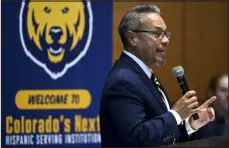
[161,35,169,47]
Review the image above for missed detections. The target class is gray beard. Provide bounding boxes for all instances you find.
[154,59,166,67]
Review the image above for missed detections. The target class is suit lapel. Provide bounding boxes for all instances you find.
[120,53,168,113]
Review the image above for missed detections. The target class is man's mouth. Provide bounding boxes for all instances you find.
[156,48,166,59]
[156,48,166,53]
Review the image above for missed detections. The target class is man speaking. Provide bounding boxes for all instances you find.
[99,4,216,147]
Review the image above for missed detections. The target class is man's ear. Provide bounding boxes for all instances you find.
[126,31,137,47]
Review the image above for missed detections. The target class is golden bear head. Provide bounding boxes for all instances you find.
[27,1,85,64]
[20,0,93,79]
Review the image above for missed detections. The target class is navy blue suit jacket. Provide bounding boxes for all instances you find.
[100,53,191,147]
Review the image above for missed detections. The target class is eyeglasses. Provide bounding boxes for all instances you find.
[132,30,171,40]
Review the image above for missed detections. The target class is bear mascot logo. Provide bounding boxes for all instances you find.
[19,0,93,79]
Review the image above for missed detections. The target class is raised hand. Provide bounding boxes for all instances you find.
[189,96,217,130]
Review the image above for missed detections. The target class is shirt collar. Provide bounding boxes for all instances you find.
[123,50,152,79]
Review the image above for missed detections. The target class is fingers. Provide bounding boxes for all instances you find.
[188,101,199,109]
[184,90,196,98]
[191,108,201,114]
[200,96,217,108]
[208,107,215,121]
[193,107,215,122]
[187,96,198,104]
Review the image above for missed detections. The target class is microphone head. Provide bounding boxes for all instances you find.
[172,66,184,77]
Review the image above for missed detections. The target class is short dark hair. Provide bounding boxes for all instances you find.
[118,4,161,48]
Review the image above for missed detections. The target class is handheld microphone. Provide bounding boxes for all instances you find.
[172,66,199,120]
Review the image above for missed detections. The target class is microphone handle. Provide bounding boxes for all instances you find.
[177,76,189,95]
[177,76,199,120]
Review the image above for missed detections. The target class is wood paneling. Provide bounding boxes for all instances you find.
[184,2,228,101]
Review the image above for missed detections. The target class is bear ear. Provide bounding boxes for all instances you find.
[27,7,35,40]
[27,6,42,50]
[70,2,85,50]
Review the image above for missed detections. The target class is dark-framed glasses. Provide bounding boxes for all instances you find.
[132,30,171,40]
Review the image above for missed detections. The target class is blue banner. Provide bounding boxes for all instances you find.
[1,0,112,147]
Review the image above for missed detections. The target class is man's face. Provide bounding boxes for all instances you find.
[215,75,228,112]
[134,13,169,67]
